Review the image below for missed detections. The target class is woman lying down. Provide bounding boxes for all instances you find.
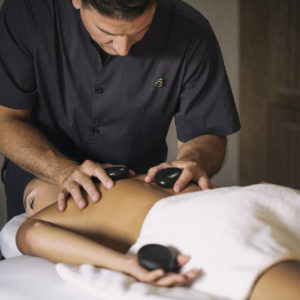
[16,173,300,300]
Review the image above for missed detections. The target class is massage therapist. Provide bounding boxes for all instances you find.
[0,0,240,219]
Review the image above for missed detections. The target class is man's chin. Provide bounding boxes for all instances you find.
[101,46,119,56]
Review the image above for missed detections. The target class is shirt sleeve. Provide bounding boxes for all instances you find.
[175,21,240,142]
[0,0,37,109]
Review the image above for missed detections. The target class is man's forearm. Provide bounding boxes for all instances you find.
[0,117,78,185]
[176,135,227,177]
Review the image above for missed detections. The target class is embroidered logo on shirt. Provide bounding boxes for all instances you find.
[155,78,165,88]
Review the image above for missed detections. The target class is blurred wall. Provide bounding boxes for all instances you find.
[167,0,240,187]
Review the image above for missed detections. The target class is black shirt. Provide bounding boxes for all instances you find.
[0,0,240,217]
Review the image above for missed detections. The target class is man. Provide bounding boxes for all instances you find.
[0,0,240,219]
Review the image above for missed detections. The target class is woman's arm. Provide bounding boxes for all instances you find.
[16,218,128,270]
[16,218,198,286]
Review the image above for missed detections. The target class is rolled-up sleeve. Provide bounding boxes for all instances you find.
[175,21,240,142]
[0,0,36,109]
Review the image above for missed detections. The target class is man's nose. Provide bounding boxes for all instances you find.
[114,36,133,56]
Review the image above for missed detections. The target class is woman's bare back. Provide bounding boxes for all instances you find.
[29,175,200,252]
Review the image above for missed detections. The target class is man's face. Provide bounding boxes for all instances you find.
[72,0,157,56]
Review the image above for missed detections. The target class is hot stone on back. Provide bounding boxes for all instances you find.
[105,166,130,180]
[154,168,183,188]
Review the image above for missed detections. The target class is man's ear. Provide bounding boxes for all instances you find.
[72,0,82,10]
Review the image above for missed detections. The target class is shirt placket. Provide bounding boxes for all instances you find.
[88,56,109,151]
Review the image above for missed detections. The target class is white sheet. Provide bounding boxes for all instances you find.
[0,256,103,300]
[0,256,223,300]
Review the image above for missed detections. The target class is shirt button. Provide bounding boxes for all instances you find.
[95,86,104,94]
[91,127,100,135]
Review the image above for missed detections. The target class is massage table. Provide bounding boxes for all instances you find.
[1,184,300,300]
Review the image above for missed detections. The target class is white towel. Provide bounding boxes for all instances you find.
[0,213,26,258]
[56,184,300,300]
[56,263,225,300]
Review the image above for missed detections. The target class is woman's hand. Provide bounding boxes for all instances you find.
[124,255,199,287]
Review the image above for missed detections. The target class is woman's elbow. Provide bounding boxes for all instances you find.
[16,219,44,255]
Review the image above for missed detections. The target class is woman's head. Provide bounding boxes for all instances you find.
[23,178,60,217]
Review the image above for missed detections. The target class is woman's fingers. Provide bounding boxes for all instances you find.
[155,268,200,286]
[185,268,200,279]
[126,258,165,282]
[144,269,165,282]
[153,255,199,286]
[127,256,199,287]
[176,254,190,267]
[155,273,187,286]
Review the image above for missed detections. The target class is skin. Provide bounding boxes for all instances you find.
[249,261,300,300]
[0,0,227,213]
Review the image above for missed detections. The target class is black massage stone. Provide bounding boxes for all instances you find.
[137,244,176,272]
[105,166,130,180]
[154,168,183,188]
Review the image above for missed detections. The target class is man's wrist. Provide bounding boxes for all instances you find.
[176,151,206,172]
[55,160,79,185]
[177,141,203,165]
[176,136,226,177]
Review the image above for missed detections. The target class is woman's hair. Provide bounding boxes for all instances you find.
[81,0,156,20]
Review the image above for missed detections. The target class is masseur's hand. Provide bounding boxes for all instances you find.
[125,255,199,286]
[145,160,214,192]
[57,160,135,211]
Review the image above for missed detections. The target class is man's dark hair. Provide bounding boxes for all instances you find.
[81,0,156,20]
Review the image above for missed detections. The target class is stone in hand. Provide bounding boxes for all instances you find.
[105,166,130,180]
[154,167,183,188]
[137,244,176,272]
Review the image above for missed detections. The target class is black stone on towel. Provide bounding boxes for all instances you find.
[154,168,183,188]
[137,244,176,272]
[105,166,130,180]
